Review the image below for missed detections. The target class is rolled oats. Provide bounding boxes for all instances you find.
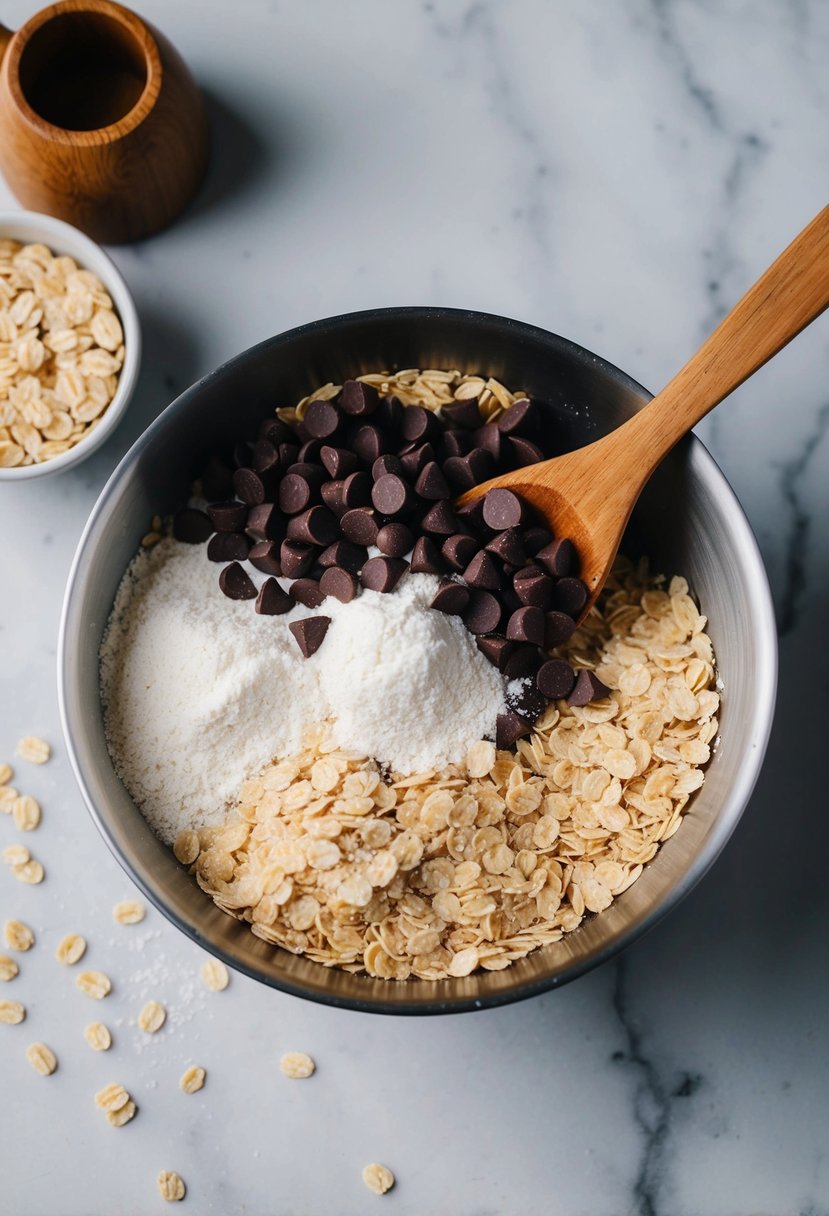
[84,1022,112,1051]
[107,1099,136,1127]
[113,899,145,925]
[199,959,229,991]
[12,794,41,831]
[157,1171,186,1201]
[55,933,87,965]
[25,1042,57,1075]
[16,736,50,765]
[280,1051,315,1079]
[0,764,13,785]
[138,1000,166,1033]
[362,1163,395,1196]
[76,969,112,999]
[4,920,34,951]
[0,955,19,981]
[95,1081,129,1112]
[0,998,25,1023]
[2,844,30,866]
[13,858,44,884]
[179,1065,205,1093]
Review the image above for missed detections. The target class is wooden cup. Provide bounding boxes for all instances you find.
[0,0,208,243]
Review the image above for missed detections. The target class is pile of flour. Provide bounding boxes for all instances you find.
[100,538,506,844]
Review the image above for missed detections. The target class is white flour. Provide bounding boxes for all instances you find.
[100,539,506,844]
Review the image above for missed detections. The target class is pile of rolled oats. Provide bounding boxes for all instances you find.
[179,558,719,981]
[0,239,125,467]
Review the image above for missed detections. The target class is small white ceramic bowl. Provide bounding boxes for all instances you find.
[0,210,141,480]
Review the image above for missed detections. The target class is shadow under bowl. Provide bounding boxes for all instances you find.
[58,307,777,1014]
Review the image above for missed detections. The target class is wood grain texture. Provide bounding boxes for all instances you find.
[460,206,829,619]
[0,1,208,243]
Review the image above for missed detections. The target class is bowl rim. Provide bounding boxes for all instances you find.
[58,306,778,1014]
[0,209,141,480]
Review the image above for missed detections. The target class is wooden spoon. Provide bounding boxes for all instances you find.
[459,205,829,618]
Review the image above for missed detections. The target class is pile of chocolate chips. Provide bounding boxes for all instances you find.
[174,380,609,749]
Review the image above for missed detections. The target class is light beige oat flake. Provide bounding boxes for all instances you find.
[76,969,111,999]
[0,955,19,981]
[14,858,44,884]
[173,829,200,865]
[16,736,50,765]
[138,1000,166,1033]
[26,1042,57,1075]
[95,1081,129,1112]
[179,1065,205,1094]
[56,933,86,965]
[4,920,34,951]
[113,899,145,925]
[200,959,229,991]
[2,844,30,866]
[362,1163,395,1196]
[84,1021,112,1051]
[0,786,18,810]
[280,1051,315,1079]
[107,1099,136,1127]
[12,794,41,831]
[157,1171,186,1202]
[0,764,12,785]
[0,999,25,1024]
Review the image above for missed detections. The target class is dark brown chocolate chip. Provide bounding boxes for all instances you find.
[303,399,341,439]
[360,556,407,594]
[462,590,502,635]
[523,527,553,555]
[441,533,479,573]
[255,577,292,615]
[505,605,546,646]
[280,540,316,578]
[506,680,547,724]
[249,540,283,576]
[252,438,280,475]
[375,395,404,433]
[372,454,403,480]
[567,670,611,707]
[259,418,294,446]
[439,430,469,459]
[476,635,516,671]
[297,439,323,464]
[430,579,470,616]
[410,535,443,575]
[537,538,578,578]
[289,616,331,658]
[507,436,545,467]
[455,496,489,536]
[321,445,358,480]
[173,508,212,544]
[279,473,313,515]
[278,442,300,467]
[513,568,553,609]
[219,562,257,600]
[233,467,275,507]
[319,566,359,603]
[338,471,370,508]
[473,423,502,461]
[371,473,413,517]
[207,500,247,533]
[502,644,544,679]
[318,540,367,574]
[536,660,577,700]
[340,380,379,416]
[553,577,588,617]
[320,480,346,515]
[544,610,577,648]
[340,507,380,546]
[401,405,439,444]
[415,461,450,501]
[399,443,435,480]
[286,506,339,547]
[482,488,523,531]
[465,448,493,483]
[497,398,535,436]
[485,528,526,567]
[420,500,458,536]
[233,440,253,469]
[441,398,483,429]
[246,502,286,542]
[463,549,502,590]
[351,424,390,465]
[207,531,251,563]
[376,522,414,558]
[289,578,326,609]
[442,455,477,491]
[496,711,532,749]
[200,456,233,501]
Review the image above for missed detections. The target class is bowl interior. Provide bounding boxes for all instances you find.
[59,308,776,1013]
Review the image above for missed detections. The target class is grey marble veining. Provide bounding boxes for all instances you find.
[1,2,828,1213]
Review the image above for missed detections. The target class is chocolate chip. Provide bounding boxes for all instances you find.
[297,439,324,464]
[321,445,358,480]
[351,424,390,465]
[441,398,483,429]
[507,436,545,467]
[410,535,443,574]
[567,670,610,707]
[286,506,339,547]
[371,473,413,517]
[207,501,247,533]
[476,635,515,671]
[372,454,403,480]
[482,488,523,531]
[255,577,292,615]
[320,480,346,515]
[485,528,526,567]
[442,455,477,491]
[497,398,536,436]
[466,448,493,483]
[462,590,502,635]
[173,507,212,543]
[219,561,257,600]
[420,500,458,536]
[545,610,577,648]
[207,531,251,562]
[360,556,407,593]
[259,418,293,447]
[318,540,367,574]
[233,440,253,469]
[473,423,502,461]
[233,467,275,506]
[522,527,553,555]
[249,540,283,576]
[340,380,379,416]
[246,502,286,542]
[441,533,479,573]
[505,605,545,646]
[496,711,532,749]
[200,455,233,501]
[289,616,331,658]
[319,566,359,603]
[439,430,469,459]
[536,660,576,700]
[463,550,502,590]
[279,473,314,515]
[375,395,404,433]
[415,461,450,501]
[340,507,380,546]
[553,577,588,617]
[280,540,316,578]
[376,522,414,558]
[430,579,470,616]
[401,405,439,444]
[252,438,280,475]
[290,578,326,608]
[400,443,435,480]
[537,538,578,578]
[455,496,489,537]
[506,680,547,724]
[513,568,553,609]
[341,470,372,508]
[278,442,300,468]
[502,644,544,679]
[304,399,341,440]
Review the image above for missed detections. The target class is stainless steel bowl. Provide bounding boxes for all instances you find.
[58,307,777,1014]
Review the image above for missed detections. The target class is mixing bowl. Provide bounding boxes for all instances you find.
[58,307,777,1014]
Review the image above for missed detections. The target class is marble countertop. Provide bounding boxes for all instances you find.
[1,2,828,1213]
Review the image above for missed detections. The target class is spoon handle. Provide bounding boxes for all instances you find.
[620,204,829,473]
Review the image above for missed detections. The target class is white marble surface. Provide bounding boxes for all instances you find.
[1,2,828,1212]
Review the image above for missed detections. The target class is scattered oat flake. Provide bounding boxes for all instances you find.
[14,858,44,884]
[95,1081,129,1112]
[0,786,18,810]
[200,959,229,991]
[4,920,34,951]
[84,1022,112,1051]
[107,1099,136,1127]
[0,764,13,784]
[280,1051,315,1079]
[113,899,145,925]
[138,1000,166,1033]
[55,933,86,965]
[12,794,41,831]
[16,736,50,765]
[179,1065,205,1094]
[362,1163,395,1195]
[0,955,19,981]
[2,844,30,866]
[26,1042,57,1075]
[157,1171,186,1202]
[0,999,25,1024]
[76,969,111,999]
